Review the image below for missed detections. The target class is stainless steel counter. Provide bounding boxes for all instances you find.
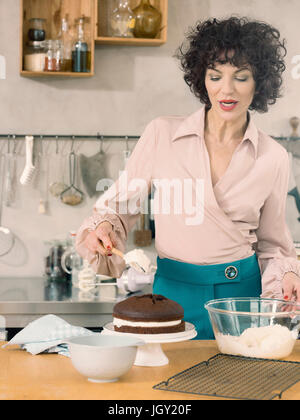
[0,243,156,332]
[0,277,121,329]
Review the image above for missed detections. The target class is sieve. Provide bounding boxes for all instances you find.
[60,150,84,206]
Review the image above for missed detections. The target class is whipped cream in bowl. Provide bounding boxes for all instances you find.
[205,297,300,359]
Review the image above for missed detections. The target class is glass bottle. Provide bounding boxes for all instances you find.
[133,0,162,38]
[58,17,73,72]
[61,231,83,287]
[110,0,136,38]
[72,16,91,73]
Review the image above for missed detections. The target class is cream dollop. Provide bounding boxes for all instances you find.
[216,324,298,359]
[124,249,152,273]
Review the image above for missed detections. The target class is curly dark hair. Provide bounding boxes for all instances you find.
[175,16,287,113]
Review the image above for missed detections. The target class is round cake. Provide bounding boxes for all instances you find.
[112,294,185,334]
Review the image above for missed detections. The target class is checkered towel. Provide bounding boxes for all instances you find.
[2,314,94,356]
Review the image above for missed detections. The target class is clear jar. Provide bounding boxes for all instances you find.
[28,18,46,41]
[44,40,63,72]
[24,41,46,72]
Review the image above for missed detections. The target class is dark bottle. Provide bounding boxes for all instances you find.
[72,16,91,73]
[133,0,162,39]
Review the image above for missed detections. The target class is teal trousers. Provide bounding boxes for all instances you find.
[153,253,262,339]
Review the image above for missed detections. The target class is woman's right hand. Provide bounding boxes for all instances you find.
[84,221,118,257]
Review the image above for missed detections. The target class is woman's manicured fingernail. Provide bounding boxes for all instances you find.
[284,295,289,300]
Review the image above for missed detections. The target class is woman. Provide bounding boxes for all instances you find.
[76,17,300,339]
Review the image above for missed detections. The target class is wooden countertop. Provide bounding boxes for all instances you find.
[1,340,300,400]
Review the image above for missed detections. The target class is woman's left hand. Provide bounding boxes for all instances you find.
[282,272,300,302]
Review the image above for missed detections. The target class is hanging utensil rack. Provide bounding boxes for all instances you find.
[0,134,139,141]
[275,136,300,141]
[0,134,298,141]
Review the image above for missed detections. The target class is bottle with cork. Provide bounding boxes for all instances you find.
[72,15,91,73]
[58,15,73,72]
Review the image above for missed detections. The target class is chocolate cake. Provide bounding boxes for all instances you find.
[112,294,185,334]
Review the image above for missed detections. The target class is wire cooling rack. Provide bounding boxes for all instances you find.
[153,353,300,400]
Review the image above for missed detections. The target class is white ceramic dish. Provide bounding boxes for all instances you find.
[102,322,197,366]
[67,334,144,383]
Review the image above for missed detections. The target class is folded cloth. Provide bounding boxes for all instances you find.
[2,314,95,357]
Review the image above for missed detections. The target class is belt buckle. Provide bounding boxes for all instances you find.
[225,265,238,280]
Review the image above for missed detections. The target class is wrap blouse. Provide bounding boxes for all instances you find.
[76,107,300,299]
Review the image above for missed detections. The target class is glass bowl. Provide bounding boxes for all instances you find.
[204,297,300,359]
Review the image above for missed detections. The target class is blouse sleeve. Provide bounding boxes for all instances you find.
[75,120,156,277]
[255,149,300,298]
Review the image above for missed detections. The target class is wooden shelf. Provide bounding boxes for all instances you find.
[94,36,165,46]
[20,0,168,78]
[95,0,168,46]
[20,0,95,77]
[20,70,94,77]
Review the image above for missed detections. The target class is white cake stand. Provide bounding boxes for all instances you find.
[102,322,197,367]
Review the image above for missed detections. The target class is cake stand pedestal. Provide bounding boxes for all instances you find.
[102,322,197,367]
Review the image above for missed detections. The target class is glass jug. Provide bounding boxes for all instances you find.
[110,0,136,38]
[61,231,83,287]
[133,0,162,38]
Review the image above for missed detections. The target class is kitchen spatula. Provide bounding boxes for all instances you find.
[134,213,152,247]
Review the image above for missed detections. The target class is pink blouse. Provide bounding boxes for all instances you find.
[76,106,300,299]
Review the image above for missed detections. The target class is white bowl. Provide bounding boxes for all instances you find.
[67,334,143,383]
